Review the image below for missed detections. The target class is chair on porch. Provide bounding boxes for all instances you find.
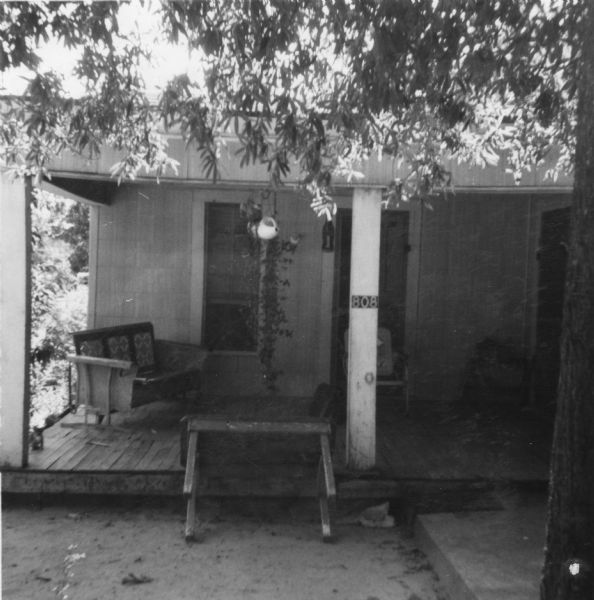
[343,327,410,413]
[68,322,209,425]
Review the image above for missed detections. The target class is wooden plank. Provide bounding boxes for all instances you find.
[65,442,109,471]
[43,432,91,470]
[278,193,324,392]
[319,434,336,500]
[155,439,181,471]
[186,417,331,435]
[56,438,104,471]
[184,431,199,541]
[2,469,339,497]
[67,354,134,370]
[105,436,142,471]
[183,432,198,496]
[318,491,333,542]
[145,437,181,471]
[134,440,168,471]
[110,437,150,470]
[31,429,82,469]
[200,476,318,497]
[185,452,199,541]
[74,431,137,470]
[198,463,315,479]
[2,470,184,495]
[317,434,336,543]
[142,444,172,471]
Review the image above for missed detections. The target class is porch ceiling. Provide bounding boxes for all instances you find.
[43,175,116,206]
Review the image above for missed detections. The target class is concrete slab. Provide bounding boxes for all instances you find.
[415,494,547,600]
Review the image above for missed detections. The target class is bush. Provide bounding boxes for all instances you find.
[30,190,89,428]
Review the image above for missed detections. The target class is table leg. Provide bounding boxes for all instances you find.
[184,431,199,541]
[318,433,336,542]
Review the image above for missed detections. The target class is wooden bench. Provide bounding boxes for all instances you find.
[181,415,337,542]
[68,322,208,424]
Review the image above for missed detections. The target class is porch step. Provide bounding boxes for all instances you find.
[2,468,500,512]
[414,491,547,600]
[3,468,506,515]
[337,477,503,513]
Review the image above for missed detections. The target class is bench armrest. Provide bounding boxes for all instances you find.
[67,354,136,373]
[154,340,209,372]
[67,354,139,418]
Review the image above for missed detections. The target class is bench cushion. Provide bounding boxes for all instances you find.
[74,322,157,375]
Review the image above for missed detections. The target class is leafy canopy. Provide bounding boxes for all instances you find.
[0,0,582,213]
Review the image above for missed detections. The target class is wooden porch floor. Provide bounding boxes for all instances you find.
[27,418,183,473]
[375,394,552,482]
[3,392,552,501]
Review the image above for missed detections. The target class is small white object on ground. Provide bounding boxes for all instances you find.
[358,502,395,528]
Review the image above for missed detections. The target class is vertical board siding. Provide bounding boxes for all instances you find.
[413,192,572,402]
[94,185,193,341]
[274,192,329,395]
[414,198,451,400]
[93,185,334,396]
[90,181,572,402]
[444,195,530,397]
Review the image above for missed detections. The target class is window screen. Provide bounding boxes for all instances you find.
[204,203,259,351]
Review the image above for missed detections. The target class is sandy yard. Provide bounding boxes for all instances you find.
[3,495,448,600]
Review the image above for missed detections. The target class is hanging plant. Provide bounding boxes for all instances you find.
[240,196,298,390]
[258,236,297,390]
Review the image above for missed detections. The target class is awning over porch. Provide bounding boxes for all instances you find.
[46,136,573,191]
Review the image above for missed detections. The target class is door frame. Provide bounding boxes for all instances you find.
[330,203,422,391]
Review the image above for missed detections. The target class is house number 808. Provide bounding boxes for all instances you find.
[351,295,379,308]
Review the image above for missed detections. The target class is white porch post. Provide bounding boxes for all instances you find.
[346,187,382,469]
[0,173,31,467]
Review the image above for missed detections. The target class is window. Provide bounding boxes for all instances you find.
[204,203,259,351]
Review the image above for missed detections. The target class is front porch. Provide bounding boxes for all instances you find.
[3,391,552,508]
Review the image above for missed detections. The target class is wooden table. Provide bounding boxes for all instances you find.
[181,415,337,542]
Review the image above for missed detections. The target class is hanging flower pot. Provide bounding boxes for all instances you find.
[257,216,279,240]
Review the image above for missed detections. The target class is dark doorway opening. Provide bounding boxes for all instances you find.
[330,209,409,387]
[533,206,570,413]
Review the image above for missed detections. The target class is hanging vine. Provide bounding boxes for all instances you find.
[240,196,298,390]
[258,237,297,389]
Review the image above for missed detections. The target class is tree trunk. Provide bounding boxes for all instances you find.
[541,6,594,599]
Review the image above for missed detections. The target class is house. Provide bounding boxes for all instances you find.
[0,136,572,472]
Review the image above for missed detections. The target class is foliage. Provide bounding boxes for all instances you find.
[29,361,71,429]
[257,236,296,390]
[31,192,74,362]
[0,1,581,208]
[240,196,296,389]
[59,201,89,274]
[1,5,592,597]
[30,191,88,426]
[0,2,178,180]
[160,0,580,207]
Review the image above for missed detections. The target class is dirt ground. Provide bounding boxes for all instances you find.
[3,495,448,600]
